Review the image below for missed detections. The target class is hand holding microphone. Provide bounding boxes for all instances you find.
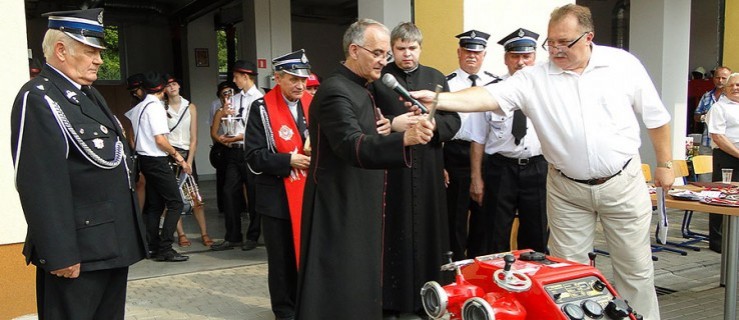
[381,73,429,113]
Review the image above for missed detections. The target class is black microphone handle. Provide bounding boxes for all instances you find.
[393,85,428,113]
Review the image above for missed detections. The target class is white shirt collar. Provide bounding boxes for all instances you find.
[46,63,82,90]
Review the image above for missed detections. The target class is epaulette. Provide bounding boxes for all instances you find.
[446,72,457,81]
[484,78,503,86]
[483,71,497,78]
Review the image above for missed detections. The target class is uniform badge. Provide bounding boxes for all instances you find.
[92,138,104,149]
[66,90,79,103]
[100,125,109,134]
[278,125,294,141]
[304,129,309,139]
[470,31,477,39]
[79,128,85,134]
[518,29,525,37]
[98,11,104,24]
[36,85,45,90]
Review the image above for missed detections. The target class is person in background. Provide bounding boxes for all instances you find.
[707,72,739,253]
[210,61,264,251]
[445,29,499,259]
[410,5,673,319]
[10,8,147,318]
[306,72,320,96]
[127,71,191,262]
[163,75,214,247]
[369,21,460,319]
[246,49,313,320]
[296,18,434,320]
[123,72,147,209]
[465,27,548,255]
[695,66,732,146]
[209,81,238,216]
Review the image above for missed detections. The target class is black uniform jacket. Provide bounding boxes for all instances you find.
[10,65,147,272]
[296,64,412,320]
[244,97,304,220]
[370,63,459,312]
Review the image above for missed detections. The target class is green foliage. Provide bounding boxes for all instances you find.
[99,26,121,81]
[217,29,237,73]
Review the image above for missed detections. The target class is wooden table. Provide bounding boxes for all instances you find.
[652,189,739,320]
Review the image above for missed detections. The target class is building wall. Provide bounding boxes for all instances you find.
[2,2,38,318]
[414,0,463,74]
[292,20,348,79]
[724,0,739,69]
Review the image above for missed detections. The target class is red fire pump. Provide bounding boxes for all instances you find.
[420,250,643,320]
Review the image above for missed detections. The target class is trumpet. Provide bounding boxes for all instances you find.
[178,172,203,214]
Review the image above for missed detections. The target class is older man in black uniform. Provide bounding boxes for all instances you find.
[246,49,313,320]
[10,8,147,319]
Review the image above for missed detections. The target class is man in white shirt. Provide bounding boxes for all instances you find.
[127,71,192,262]
[465,28,548,255]
[445,29,500,260]
[210,60,264,251]
[412,5,673,319]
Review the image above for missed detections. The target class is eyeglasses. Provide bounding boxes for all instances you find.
[542,32,590,52]
[355,44,393,63]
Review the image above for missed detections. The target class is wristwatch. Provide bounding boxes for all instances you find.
[656,160,673,169]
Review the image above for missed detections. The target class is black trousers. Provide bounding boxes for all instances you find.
[445,140,484,260]
[36,266,128,320]
[222,146,261,242]
[483,154,549,254]
[263,214,297,318]
[140,155,183,253]
[709,148,739,251]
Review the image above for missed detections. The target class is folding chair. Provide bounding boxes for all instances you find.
[666,156,713,251]
[645,163,688,256]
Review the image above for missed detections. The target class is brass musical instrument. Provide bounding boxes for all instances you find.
[178,172,203,214]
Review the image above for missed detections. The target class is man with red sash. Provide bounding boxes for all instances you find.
[245,49,312,320]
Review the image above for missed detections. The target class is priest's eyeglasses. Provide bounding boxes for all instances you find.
[542,32,589,52]
[355,44,393,63]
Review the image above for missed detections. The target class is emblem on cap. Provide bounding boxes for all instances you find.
[518,29,525,37]
[470,31,477,39]
[279,125,294,141]
[98,11,103,24]
[36,85,45,90]
[301,53,308,64]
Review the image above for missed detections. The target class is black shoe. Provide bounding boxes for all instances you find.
[155,249,189,262]
[242,240,258,251]
[211,240,242,251]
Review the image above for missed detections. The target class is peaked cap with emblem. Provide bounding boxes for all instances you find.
[456,29,491,52]
[43,8,106,49]
[498,28,539,53]
[273,49,311,77]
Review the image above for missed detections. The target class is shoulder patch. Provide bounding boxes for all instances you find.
[446,72,458,81]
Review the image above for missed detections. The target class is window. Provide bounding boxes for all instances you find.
[98,25,121,81]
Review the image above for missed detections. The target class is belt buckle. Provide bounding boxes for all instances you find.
[517,158,529,166]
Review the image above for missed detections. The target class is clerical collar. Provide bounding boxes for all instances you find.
[403,65,419,73]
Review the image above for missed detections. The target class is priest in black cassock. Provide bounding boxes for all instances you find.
[296,19,435,320]
[369,22,460,318]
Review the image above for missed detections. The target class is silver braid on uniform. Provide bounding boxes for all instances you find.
[259,105,277,153]
[44,95,124,169]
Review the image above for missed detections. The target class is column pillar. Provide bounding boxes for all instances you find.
[630,0,691,165]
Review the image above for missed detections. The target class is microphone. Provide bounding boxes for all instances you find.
[381,73,428,113]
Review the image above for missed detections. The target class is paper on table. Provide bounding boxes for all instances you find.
[655,187,668,244]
